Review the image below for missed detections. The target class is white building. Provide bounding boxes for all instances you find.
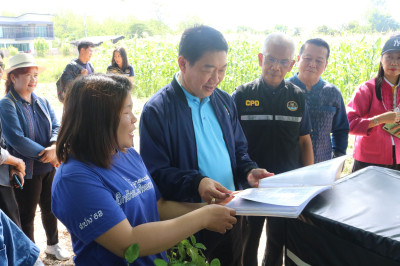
[0,13,54,53]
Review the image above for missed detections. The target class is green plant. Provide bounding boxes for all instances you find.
[124,235,220,266]
[7,46,18,56]
[34,37,49,57]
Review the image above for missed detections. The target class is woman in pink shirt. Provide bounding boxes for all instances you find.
[347,35,400,171]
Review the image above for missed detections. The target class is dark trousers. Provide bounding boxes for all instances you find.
[241,216,285,266]
[0,185,21,228]
[242,216,265,266]
[353,146,400,172]
[263,217,285,266]
[15,169,58,245]
[199,216,244,266]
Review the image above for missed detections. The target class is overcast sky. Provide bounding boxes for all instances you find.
[3,0,400,31]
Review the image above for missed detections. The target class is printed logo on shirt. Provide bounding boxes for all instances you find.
[287,101,298,111]
[115,175,153,206]
[245,100,260,106]
[79,210,103,230]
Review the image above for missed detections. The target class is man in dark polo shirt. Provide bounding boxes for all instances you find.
[232,32,314,266]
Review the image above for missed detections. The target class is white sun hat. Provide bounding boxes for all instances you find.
[2,53,46,80]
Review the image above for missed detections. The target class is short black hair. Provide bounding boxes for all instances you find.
[78,41,94,53]
[179,25,228,65]
[299,38,330,60]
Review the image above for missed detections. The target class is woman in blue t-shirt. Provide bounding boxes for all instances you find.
[51,73,237,265]
[107,47,135,84]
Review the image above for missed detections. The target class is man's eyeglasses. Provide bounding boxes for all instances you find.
[263,55,292,68]
[0,62,4,70]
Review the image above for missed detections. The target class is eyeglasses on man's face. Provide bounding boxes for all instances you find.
[263,54,292,68]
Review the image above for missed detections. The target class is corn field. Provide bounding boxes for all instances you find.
[32,33,389,103]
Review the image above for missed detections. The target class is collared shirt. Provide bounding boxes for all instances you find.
[21,94,53,175]
[77,60,93,74]
[176,73,235,191]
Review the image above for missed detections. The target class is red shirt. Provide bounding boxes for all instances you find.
[347,78,400,164]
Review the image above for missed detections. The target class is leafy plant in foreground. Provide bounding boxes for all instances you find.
[124,235,220,266]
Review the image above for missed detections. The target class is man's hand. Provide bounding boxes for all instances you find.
[247,168,274,188]
[9,166,25,188]
[198,177,232,204]
[13,158,26,177]
[39,144,57,164]
[81,69,88,75]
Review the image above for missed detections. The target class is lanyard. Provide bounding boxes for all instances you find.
[393,86,399,112]
[382,78,400,111]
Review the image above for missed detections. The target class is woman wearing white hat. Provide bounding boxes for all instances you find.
[0,53,70,261]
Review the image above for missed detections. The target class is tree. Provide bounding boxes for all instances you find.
[129,23,152,38]
[34,37,49,57]
[176,15,204,33]
[366,10,399,32]
[315,25,337,36]
[274,24,288,33]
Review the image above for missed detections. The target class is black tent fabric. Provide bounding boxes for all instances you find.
[285,166,400,265]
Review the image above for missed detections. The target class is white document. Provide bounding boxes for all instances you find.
[225,156,348,218]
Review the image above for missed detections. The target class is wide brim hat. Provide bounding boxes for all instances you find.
[381,36,400,55]
[2,53,46,80]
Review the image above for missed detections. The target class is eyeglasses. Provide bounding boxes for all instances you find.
[263,54,292,68]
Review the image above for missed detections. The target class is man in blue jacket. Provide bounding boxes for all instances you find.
[140,25,272,265]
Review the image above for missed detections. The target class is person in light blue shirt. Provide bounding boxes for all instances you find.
[140,25,273,265]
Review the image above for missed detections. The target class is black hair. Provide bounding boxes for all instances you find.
[299,38,330,60]
[78,41,94,53]
[179,25,228,65]
[375,36,400,101]
[111,47,129,70]
[57,73,132,168]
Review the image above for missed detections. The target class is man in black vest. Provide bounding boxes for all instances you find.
[232,33,314,266]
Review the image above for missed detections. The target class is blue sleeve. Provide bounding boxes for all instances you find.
[139,102,204,203]
[129,65,134,77]
[300,103,312,136]
[0,209,40,265]
[52,165,126,244]
[228,96,258,188]
[0,98,44,159]
[331,94,350,156]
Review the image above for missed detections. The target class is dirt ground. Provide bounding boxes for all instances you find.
[34,207,74,265]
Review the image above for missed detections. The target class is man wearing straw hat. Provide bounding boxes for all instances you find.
[0,53,70,261]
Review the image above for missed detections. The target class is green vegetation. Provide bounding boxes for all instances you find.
[124,236,221,266]
[31,33,386,103]
[33,37,50,57]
